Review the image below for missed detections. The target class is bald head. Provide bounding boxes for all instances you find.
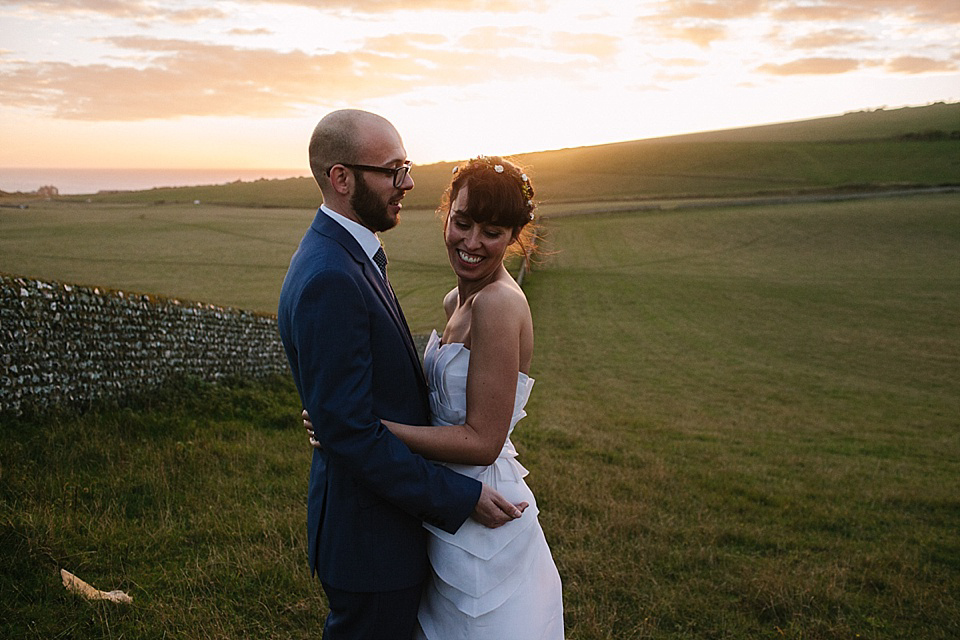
[308,109,399,193]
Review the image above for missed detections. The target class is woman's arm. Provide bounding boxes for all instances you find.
[385,286,526,466]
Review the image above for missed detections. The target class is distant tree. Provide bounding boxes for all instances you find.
[36,185,59,198]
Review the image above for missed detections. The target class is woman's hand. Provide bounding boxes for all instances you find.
[302,409,323,449]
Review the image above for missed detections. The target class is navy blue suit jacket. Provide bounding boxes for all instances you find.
[278,209,481,592]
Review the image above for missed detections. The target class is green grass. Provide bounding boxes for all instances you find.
[0,202,306,313]
[0,203,459,329]
[665,101,960,142]
[0,201,522,332]
[520,192,960,638]
[2,192,957,638]
[2,103,958,637]
[1,375,319,639]
[521,139,960,204]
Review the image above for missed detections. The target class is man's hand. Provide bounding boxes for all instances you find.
[306,410,526,527]
[303,409,322,449]
[471,484,528,529]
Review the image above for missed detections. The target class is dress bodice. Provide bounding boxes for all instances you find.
[421,326,538,545]
[423,329,534,438]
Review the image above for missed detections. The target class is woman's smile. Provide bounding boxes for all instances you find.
[457,249,483,265]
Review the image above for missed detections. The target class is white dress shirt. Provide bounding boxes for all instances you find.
[320,204,386,279]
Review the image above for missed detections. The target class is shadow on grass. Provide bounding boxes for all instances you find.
[0,374,328,639]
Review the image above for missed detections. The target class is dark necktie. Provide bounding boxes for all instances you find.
[373,246,388,280]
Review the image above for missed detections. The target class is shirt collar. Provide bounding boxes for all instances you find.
[320,204,382,261]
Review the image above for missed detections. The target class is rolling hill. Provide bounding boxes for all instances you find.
[51,101,959,209]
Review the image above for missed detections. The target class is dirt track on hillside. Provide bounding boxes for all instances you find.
[537,185,960,218]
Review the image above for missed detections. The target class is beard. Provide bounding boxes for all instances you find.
[351,173,398,233]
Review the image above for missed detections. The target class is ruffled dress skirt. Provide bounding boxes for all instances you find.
[415,331,564,640]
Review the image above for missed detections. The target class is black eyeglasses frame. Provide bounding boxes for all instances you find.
[327,162,413,188]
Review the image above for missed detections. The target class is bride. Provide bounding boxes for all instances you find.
[308,156,564,639]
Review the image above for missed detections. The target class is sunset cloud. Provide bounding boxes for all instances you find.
[228,28,272,36]
[662,24,728,48]
[0,0,227,22]
[656,0,764,21]
[773,0,960,23]
[789,29,872,50]
[457,27,533,52]
[650,0,960,24]
[775,3,875,22]
[0,30,598,121]
[637,0,958,77]
[0,0,955,171]
[0,0,547,17]
[550,33,620,59]
[758,57,862,75]
[887,56,957,73]
[0,37,395,119]
[647,0,960,50]
[248,0,546,11]
[654,70,700,83]
[451,27,619,61]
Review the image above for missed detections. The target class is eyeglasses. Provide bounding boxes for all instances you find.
[327,161,413,188]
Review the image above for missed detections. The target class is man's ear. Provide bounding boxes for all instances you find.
[328,165,352,195]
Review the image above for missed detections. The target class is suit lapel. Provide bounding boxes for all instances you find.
[384,280,429,391]
[371,273,428,391]
[311,211,428,390]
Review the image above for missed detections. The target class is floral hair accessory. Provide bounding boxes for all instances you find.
[454,155,536,225]
[520,174,534,205]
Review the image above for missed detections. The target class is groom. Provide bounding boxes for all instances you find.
[278,109,525,639]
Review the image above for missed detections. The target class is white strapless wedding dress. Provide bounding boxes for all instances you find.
[415,330,564,640]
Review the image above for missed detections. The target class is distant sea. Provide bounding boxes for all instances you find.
[0,167,312,196]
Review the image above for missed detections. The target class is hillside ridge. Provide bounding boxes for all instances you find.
[13,101,954,207]
[524,102,960,153]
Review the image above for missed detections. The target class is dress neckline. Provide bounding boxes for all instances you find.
[432,329,469,352]
[428,330,532,383]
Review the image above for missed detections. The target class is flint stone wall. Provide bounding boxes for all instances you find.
[1,275,288,415]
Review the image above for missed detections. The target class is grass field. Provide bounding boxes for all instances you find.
[2,190,958,638]
[0,202,461,329]
[2,105,958,637]
[522,192,959,638]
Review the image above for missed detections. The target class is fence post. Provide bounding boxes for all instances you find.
[515,226,541,287]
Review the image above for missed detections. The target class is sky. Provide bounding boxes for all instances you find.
[0,0,957,170]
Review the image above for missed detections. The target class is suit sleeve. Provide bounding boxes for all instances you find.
[290,268,481,533]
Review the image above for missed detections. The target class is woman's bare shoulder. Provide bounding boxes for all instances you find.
[470,278,533,370]
[472,277,530,321]
[442,287,459,318]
